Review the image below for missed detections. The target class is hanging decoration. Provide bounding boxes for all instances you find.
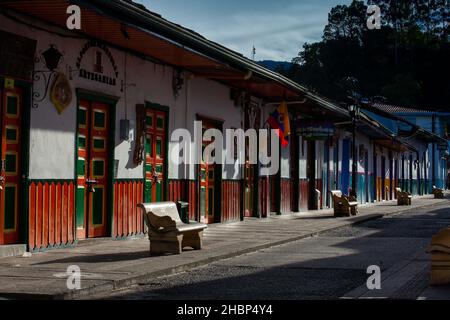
[50,72,72,114]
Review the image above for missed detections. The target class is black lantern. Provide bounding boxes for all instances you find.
[42,45,63,71]
[32,45,64,108]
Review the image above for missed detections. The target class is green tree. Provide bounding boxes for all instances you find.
[287,0,450,110]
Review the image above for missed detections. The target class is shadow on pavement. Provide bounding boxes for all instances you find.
[103,203,450,300]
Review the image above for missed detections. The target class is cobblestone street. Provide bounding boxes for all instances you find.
[90,202,450,300]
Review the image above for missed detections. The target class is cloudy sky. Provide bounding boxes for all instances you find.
[134,0,353,62]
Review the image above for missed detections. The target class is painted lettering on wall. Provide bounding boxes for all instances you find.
[76,41,119,86]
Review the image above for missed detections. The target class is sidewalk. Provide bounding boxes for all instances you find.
[0,194,448,300]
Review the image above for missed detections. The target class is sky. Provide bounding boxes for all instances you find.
[134,0,353,62]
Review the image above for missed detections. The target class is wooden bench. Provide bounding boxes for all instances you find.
[396,187,412,206]
[427,228,450,285]
[432,186,444,199]
[330,190,358,217]
[138,202,207,255]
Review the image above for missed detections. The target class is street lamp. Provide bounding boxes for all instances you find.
[348,104,361,198]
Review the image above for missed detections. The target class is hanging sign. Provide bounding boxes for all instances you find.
[296,120,335,140]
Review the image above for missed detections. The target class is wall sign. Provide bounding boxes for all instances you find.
[76,40,119,86]
[296,120,336,141]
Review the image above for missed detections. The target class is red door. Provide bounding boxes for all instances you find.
[76,100,110,239]
[0,87,23,244]
[244,161,255,217]
[144,108,167,203]
[199,119,221,224]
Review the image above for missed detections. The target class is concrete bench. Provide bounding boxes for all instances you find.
[138,202,207,255]
[432,186,444,199]
[396,187,412,206]
[428,228,450,285]
[330,190,358,217]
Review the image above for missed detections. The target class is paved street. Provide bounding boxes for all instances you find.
[0,194,448,299]
[91,202,450,300]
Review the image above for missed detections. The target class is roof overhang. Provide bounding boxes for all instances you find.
[361,103,447,145]
[0,0,345,118]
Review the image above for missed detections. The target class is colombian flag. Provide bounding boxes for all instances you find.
[267,101,291,148]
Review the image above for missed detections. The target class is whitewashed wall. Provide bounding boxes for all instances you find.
[1,13,243,181]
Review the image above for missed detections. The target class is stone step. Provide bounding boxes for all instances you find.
[0,244,27,258]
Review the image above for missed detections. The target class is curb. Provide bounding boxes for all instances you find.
[2,198,449,300]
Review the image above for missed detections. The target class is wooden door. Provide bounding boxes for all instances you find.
[341,139,350,196]
[144,108,166,203]
[76,100,110,239]
[0,87,23,244]
[244,161,255,217]
[198,119,221,224]
[307,140,316,210]
[365,151,369,203]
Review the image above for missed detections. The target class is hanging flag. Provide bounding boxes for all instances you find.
[267,101,291,147]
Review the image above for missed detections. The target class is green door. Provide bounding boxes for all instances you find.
[144,108,166,203]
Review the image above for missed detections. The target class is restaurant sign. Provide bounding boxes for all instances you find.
[76,40,119,86]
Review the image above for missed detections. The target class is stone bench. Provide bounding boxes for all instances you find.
[330,190,358,217]
[428,228,450,285]
[432,186,444,199]
[396,187,412,206]
[138,202,207,255]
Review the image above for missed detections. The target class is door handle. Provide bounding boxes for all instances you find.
[0,176,4,191]
[86,179,99,193]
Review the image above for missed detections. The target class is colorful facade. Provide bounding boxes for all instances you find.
[0,0,446,255]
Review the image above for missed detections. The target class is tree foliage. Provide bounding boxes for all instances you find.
[284,0,450,110]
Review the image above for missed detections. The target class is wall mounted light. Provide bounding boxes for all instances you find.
[33,45,64,108]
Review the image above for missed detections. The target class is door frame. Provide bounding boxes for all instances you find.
[306,140,316,210]
[75,89,118,239]
[143,101,170,202]
[0,77,31,245]
[195,114,223,223]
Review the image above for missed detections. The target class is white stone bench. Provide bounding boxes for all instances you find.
[396,187,412,206]
[432,186,444,199]
[428,228,450,285]
[330,190,358,217]
[138,202,207,255]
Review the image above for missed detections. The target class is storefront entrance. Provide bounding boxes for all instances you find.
[76,97,113,239]
[198,116,222,224]
[307,140,316,210]
[0,86,24,244]
[144,106,168,203]
[244,161,256,217]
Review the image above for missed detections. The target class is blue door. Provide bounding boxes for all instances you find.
[342,139,350,195]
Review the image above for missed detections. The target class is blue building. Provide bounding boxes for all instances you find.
[364,104,450,192]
